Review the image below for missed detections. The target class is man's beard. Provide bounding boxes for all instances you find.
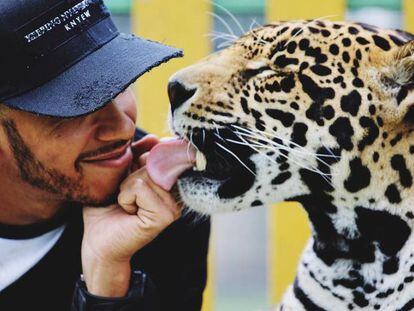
[1,119,125,207]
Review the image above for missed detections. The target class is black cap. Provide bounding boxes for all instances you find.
[0,0,183,117]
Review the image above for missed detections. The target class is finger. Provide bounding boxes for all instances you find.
[119,202,139,215]
[134,179,180,224]
[131,153,149,172]
[118,180,143,214]
[121,168,155,193]
[131,136,187,167]
[138,153,149,167]
[130,135,159,172]
[119,172,168,216]
[120,167,148,192]
[118,202,139,215]
[131,135,159,159]
[144,176,179,207]
[127,169,178,207]
[120,169,180,215]
[137,173,182,218]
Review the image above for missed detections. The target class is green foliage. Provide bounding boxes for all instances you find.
[214,0,265,15]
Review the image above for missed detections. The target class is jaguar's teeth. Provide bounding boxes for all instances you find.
[195,150,207,171]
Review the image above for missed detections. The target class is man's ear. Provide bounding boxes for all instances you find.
[378,41,414,123]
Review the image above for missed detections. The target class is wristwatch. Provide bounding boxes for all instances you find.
[71,270,157,311]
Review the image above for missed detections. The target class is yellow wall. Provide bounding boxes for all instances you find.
[132,1,213,310]
[405,0,414,33]
[265,0,346,305]
[133,0,212,136]
[267,0,346,22]
[268,203,311,303]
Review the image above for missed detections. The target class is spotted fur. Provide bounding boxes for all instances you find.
[169,21,414,310]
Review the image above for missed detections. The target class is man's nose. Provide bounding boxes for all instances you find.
[168,81,197,114]
[93,102,135,142]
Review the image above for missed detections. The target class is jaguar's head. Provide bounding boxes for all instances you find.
[169,20,414,215]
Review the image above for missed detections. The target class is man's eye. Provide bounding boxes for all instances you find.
[43,116,75,130]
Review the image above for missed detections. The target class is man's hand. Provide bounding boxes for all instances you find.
[81,135,182,297]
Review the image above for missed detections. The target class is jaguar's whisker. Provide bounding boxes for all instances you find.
[213,132,226,143]
[232,129,337,183]
[226,131,276,163]
[233,125,339,158]
[233,127,338,163]
[206,35,234,44]
[212,121,219,134]
[254,136,334,182]
[260,144,335,180]
[321,141,337,157]
[215,142,256,176]
[226,138,280,166]
[206,31,238,39]
[251,30,269,46]
[218,41,233,49]
[233,124,341,172]
[233,130,311,158]
[205,31,238,49]
[282,15,339,50]
[264,126,341,162]
[182,207,210,224]
[249,19,262,32]
[264,144,335,180]
[208,12,237,39]
[210,1,246,35]
[205,31,238,45]
[282,23,309,50]
[230,132,335,180]
[264,127,341,167]
[213,149,232,167]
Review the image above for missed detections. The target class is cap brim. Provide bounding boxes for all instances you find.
[4,34,183,118]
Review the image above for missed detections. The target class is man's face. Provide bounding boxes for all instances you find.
[0,88,137,207]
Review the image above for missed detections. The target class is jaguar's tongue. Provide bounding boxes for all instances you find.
[147,139,196,191]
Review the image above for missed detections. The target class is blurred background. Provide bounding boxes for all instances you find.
[104,1,414,310]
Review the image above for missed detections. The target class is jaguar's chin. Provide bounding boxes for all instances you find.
[177,175,257,214]
[177,177,223,214]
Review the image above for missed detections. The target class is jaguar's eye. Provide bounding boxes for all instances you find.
[241,66,272,79]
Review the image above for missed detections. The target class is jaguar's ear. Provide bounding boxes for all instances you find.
[379,41,414,122]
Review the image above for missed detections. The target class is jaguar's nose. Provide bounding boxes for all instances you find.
[168,81,197,114]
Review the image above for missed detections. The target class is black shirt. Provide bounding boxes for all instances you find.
[0,209,210,311]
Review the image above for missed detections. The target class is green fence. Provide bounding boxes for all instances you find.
[106,0,403,15]
[348,0,401,10]
[105,0,131,14]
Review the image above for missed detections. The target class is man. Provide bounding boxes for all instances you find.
[0,0,210,310]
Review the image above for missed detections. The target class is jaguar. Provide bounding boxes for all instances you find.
[168,20,414,310]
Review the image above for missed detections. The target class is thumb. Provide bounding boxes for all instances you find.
[131,134,160,158]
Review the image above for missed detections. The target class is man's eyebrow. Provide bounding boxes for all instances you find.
[44,115,76,123]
